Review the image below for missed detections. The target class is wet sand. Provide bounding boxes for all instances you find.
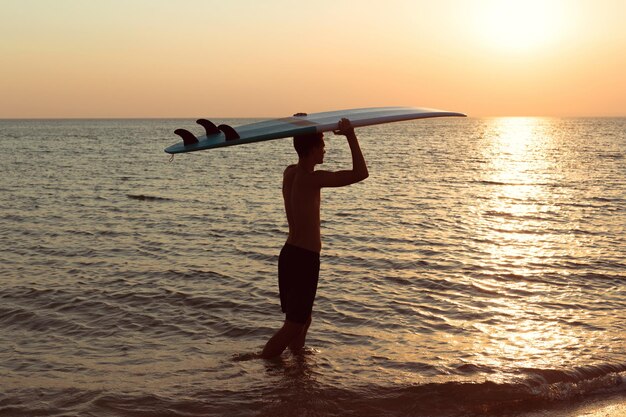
[524,392,626,417]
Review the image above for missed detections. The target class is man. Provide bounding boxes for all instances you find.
[261,118,369,359]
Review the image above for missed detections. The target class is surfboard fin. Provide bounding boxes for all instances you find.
[196,119,220,136]
[218,124,240,141]
[174,128,199,146]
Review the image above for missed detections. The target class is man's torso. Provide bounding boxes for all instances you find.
[283,165,321,253]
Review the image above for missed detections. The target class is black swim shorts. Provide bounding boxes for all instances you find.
[278,243,320,324]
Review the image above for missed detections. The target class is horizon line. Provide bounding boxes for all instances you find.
[1,115,625,120]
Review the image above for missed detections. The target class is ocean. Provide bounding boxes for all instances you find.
[0,117,624,416]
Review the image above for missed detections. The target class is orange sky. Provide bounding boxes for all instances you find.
[1,0,625,118]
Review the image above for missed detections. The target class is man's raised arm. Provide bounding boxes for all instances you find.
[311,118,369,188]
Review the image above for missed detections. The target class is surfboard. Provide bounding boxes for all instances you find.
[165,106,466,154]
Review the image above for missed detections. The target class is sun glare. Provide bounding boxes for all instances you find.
[475,0,569,53]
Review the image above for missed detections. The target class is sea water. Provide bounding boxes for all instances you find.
[0,117,624,416]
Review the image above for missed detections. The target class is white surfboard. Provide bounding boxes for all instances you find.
[165,106,466,154]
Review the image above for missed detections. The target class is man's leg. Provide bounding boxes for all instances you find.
[261,319,304,359]
[288,314,311,354]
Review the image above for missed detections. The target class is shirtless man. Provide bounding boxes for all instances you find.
[261,118,369,359]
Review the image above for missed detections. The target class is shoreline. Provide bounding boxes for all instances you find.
[523,391,626,417]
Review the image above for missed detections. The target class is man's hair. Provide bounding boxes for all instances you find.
[293,133,324,158]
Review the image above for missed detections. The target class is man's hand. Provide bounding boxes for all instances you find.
[333,118,356,139]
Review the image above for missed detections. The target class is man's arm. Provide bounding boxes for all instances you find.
[311,118,369,188]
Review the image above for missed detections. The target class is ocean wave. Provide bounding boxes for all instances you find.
[126,194,174,202]
[3,364,622,417]
[481,210,557,222]
[473,179,563,187]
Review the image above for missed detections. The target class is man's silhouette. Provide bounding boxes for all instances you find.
[261,118,369,359]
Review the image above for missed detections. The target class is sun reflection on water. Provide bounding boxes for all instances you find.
[473,117,566,262]
[467,117,584,371]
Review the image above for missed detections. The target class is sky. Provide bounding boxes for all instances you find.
[1,0,625,118]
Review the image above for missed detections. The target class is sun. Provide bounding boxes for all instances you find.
[475,0,569,53]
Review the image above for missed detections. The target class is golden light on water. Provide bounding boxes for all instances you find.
[468,117,583,370]
[478,117,555,258]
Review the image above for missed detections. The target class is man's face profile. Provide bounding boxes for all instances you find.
[313,139,326,164]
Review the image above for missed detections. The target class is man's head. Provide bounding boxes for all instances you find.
[293,133,325,164]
